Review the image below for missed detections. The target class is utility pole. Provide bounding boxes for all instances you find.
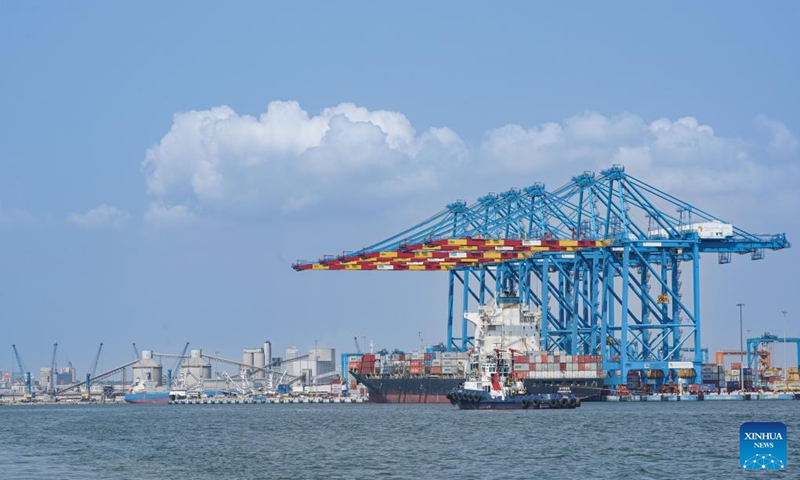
[782,310,788,388]
[737,303,745,390]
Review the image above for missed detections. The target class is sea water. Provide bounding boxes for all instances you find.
[2,401,798,479]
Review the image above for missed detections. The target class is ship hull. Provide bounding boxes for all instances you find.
[450,390,579,410]
[124,392,170,404]
[353,373,605,404]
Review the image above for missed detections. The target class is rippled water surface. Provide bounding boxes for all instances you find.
[2,401,798,479]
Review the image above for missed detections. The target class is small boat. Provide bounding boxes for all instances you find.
[447,349,579,410]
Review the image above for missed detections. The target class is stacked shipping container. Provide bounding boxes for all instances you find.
[347,351,603,380]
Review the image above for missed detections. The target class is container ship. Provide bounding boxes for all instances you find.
[349,294,605,403]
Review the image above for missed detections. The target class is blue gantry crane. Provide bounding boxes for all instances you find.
[747,333,800,387]
[294,166,790,392]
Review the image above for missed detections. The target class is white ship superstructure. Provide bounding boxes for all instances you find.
[464,294,542,354]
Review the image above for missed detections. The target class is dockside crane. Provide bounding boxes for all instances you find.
[11,344,27,382]
[168,342,190,387]
[11,344,33,400]
[294,165,791,393]
[132,341,140,360]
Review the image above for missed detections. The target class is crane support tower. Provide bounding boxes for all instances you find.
[293,166,790,392]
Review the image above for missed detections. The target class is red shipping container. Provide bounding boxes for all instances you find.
[513,355,528,364]
[363,354,376,361]
[424,353,432,360]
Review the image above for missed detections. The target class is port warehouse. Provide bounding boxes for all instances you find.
[3,166,795,401]
[294,166,793,395]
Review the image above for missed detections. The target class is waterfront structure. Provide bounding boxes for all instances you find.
[294,166,790,392]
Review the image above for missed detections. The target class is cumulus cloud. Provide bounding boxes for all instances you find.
[482,112,743,175]
[144,203,197,227]
[143,101,797,228]
[143,101,467,216]
[66,204,129,229]
[480,111,799,227]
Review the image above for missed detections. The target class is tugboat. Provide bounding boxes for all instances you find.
[447,348,580,410]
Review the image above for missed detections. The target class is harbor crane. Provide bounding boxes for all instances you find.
[167,342,190,386]
[295,165,790,392]
[354,336,362,354]
[132,341,140,360]
[747,333,800,386]
[11,344,27,382]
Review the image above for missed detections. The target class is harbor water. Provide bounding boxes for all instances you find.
[2,402,798,479]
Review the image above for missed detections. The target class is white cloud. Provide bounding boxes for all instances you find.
[755,115,799,157]
[482,112,742,174]
[66,204,129,229]
[144,102,797,229]
[144,203,197,227]
[483,112,760,195]
[143,101,467,216]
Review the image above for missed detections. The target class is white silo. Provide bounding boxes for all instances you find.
[181,349,211,385]
[132,350,163,386]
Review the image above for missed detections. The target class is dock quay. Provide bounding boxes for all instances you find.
[169,396,365,405]
[605,393,800,402]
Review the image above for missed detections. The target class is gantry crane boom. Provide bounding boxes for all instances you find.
[12,344,26,381]
[169,342,190,385]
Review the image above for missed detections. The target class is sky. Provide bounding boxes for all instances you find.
[1,2,798,376]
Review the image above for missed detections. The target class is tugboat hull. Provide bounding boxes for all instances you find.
[447,390,580,410]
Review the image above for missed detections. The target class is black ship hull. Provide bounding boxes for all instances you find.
[352,373,605,404]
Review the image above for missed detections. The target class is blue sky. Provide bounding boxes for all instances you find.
[1,2,798,375]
